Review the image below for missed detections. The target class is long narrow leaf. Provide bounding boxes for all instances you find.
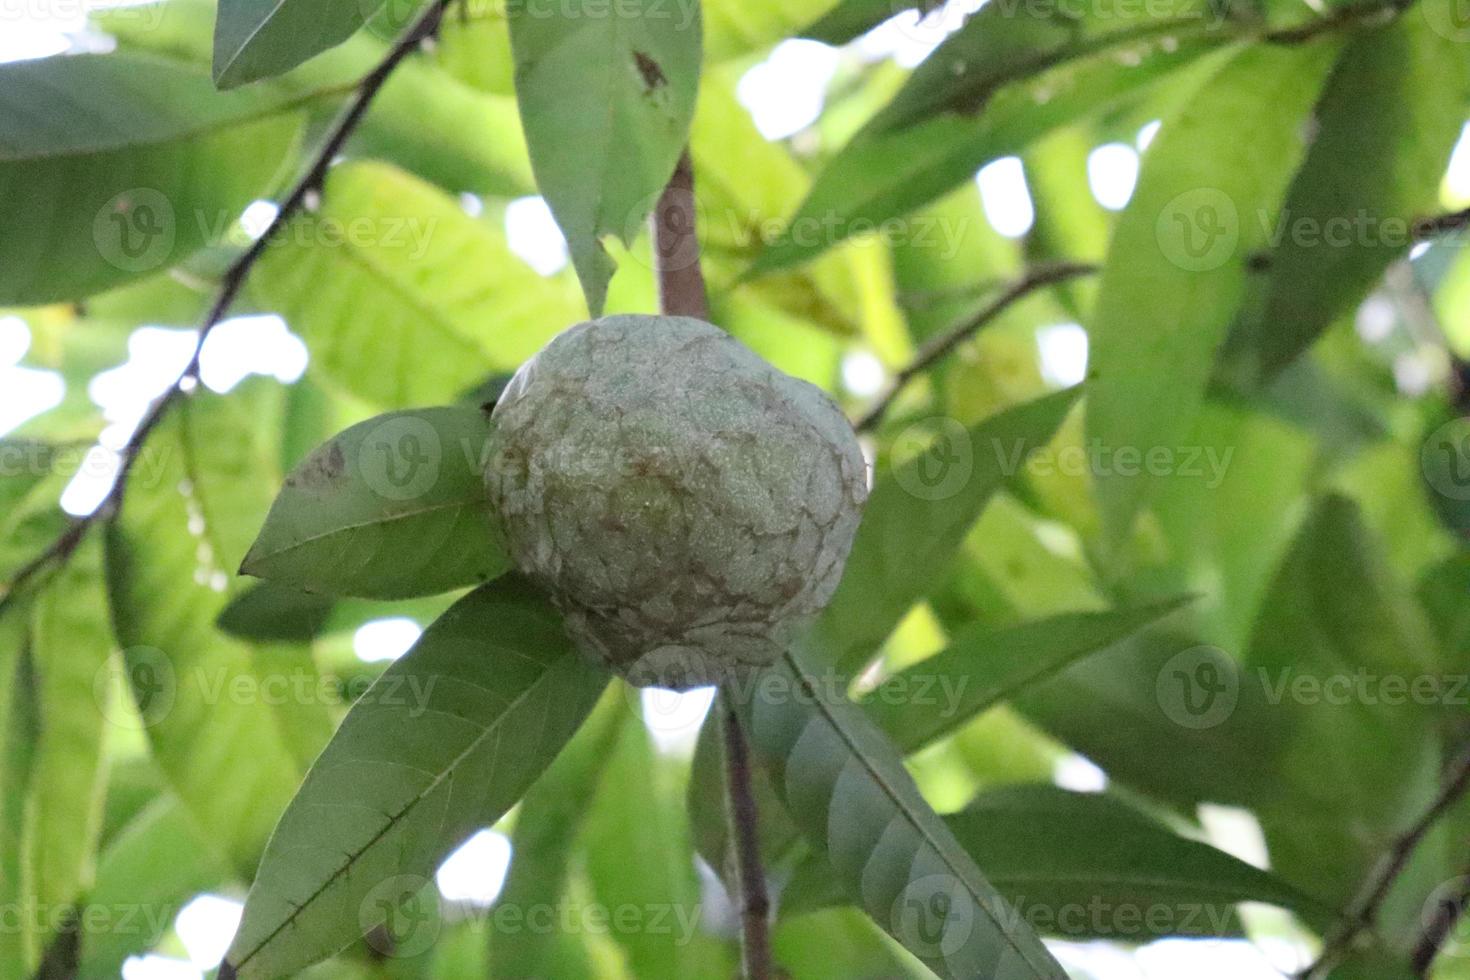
[738,644,1068,980]
[225,576,608,979]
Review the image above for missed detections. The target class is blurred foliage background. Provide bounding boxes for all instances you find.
[4,0,1470,977]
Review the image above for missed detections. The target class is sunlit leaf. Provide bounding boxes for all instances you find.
[251,162,581,406]
[1085,40,1339,546]
[1247,2,1470,378]
[818,386,1081,674]
[508,0,702,314]
[863,598,1192,752]
[213,0,386,88]
[225,576,608,979]
[737,643,1068,980]
[489,691,623,980]
[26,541,113,921]
[0,52,305,304]
[105,385,326,871]
[241,406,509,600]
[784,784,1333,937]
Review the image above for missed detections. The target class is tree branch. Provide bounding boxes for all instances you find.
[854,261,1099,433]
[1411,869,1470,977]
[0,0,452,624]
[1413,206,1470,240]
[722,698,774,980]
[651,150,709,321]
[1302,738,1470,978]
[648,148,771,978]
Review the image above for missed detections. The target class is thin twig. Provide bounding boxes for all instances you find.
[650,150,709,321]
[1411,870,1470,977]
[1413,206,1470,240]
[0,0,451,625]
[722,699,774,980]
[854,261,1099,433]
[1301,739,1470,978]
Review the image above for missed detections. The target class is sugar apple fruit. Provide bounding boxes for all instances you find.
[485,314,868,689]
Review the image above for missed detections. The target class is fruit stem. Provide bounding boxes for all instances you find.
[651,150,709,321]
[722,696,774,980]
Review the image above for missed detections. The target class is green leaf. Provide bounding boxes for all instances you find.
[802,0,914,46]
[702,0,843,61]
[0,52,305,304]
[26,541,113,921]
[817,386,1082,674]
[101,0,536,197]
[507,0,702,315]
[771,907,930,980]
[737,643,1068,980]
[225,576,609,979]
[1244,495,1442,904]
[1248,2,1470,377]
[105,386,325,871]
[687,698,802,896]
[785,785,1332,938]
[863,598,1192,753]
[1418,555,1470,666]
[241,407,510,600]
[1085,40,1339,547]
[0,607,39,980]
[582,707,729,978]
[213,0,386,88]
[863,0,1208,136]
[79,798,232,980]
[217,582,335,642]
[490,691,623,980]
[748,28,1225,276]
[251,161,581,406]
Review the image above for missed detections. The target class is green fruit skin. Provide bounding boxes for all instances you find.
[486,314,868,689]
